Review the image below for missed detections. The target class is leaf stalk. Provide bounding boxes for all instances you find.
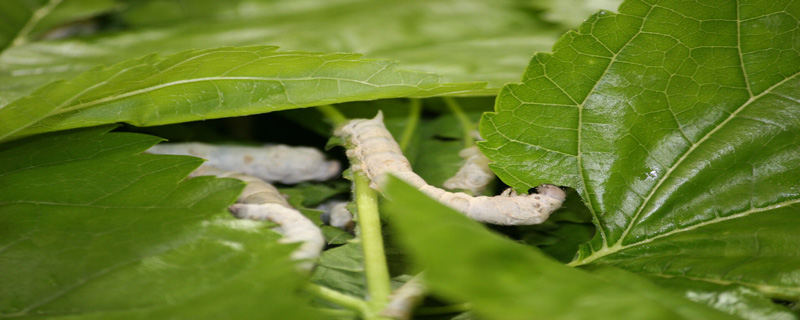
[355,171,393,314]
[304,283,370,315]
[443,97,475,147]
[317,104,348,127]
[398,99,422,152]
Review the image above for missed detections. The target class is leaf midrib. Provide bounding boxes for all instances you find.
[646,272,800,299]
[589,70,800,261]
[572,2,800,264]
[49,76,421,117]
[572,7,653,248]
[569,197,800,266]
[611,1,761,247]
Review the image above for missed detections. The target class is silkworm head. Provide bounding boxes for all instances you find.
[536,184,566,202]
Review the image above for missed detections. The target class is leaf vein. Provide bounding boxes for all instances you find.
[613,70,800,249]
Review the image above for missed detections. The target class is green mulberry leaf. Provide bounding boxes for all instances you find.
[481,0,800,305]
[0,126,323,319]
[0,0,563,105]
[0,46,484,142]
[383,176,734,320]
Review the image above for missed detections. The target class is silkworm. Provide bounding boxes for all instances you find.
[442,145,494,194]
[380,275,427,319]
[148,142,340,184]
[334,112,566,225]
[192,166,324,271]
[317,200,355,232]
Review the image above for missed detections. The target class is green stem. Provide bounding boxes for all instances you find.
[316,307,358,318]
[415,303,472,316]
[304,283,371,315]
[319,103,391,319]
[355,171,392,313]
[317,104,348,127]
[398,99,422,152]
[11,0,64,47]
[443,97,475,148]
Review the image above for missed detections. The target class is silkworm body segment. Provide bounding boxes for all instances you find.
[443,146,494,194]
[148,142,340,184]
[317,200,355,231]
[192,166,324,270]
[335,112,566,225]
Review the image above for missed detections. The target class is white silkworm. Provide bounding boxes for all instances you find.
[148,142,340,184]
[317,200,355,232]
[380,275,427,319]
[442,146,494,194]
[334,112,566,225]
[192,166,324,271]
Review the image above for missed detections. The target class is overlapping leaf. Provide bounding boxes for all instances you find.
[0,46,484,142]
[644,275,799,320]
[382,176,734,320]
[311,242,367,298]
[0,0,565,105]
[480,0,800,304]
[0,126,322,319]
[0,0,116,51]
[535,0,624,27]
[517,189,597,263]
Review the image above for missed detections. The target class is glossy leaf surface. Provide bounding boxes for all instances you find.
[0,126,322,319]
[480,0,800,301]
[0,0,564,105]
[382,176,734,320]
[644,275,798,320]
[0,46,483,141]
